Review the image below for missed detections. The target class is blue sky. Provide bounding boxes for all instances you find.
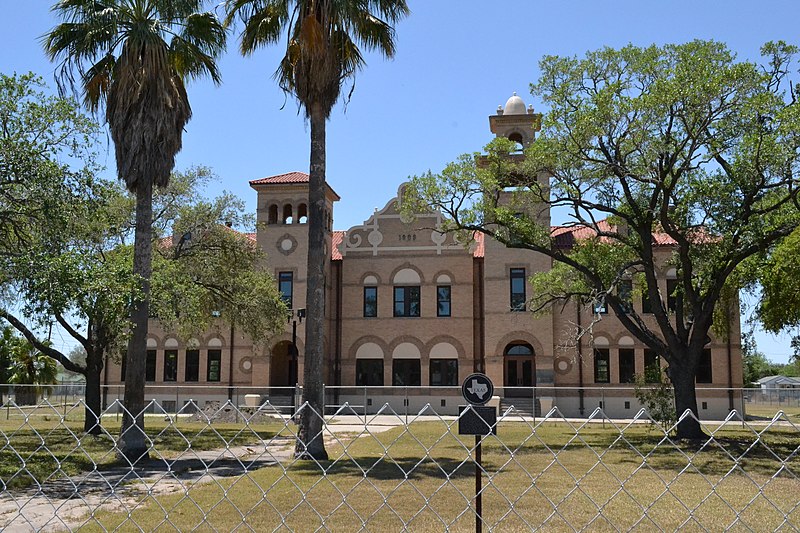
[2,1,799,362]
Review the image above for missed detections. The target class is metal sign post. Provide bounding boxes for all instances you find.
[459,373,495,533]
[475,433,481,533]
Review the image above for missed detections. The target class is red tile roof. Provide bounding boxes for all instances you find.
[551,219,679,248]
[331,231,345,260]
[159,228,257,248]
[249,171,309,185]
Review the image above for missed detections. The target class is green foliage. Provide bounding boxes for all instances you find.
[4,332,59,404]
[0,327,17,384]
[633,369,676,431]
[8,340,57,387]
[6,165,287,369]
[149,176,288,341]
[0,72,100,254]
[758,227,800,333]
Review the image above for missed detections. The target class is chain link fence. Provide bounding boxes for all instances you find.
[0,388,798,532]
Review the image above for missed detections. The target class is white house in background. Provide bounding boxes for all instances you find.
[756,376,800,390]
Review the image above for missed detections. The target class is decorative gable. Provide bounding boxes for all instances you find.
[338,184,474,257]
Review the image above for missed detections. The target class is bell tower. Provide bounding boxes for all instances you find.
[485,93,549,227]
[249,171,340,388]
[482,93,555,412]
[489,92,542,148]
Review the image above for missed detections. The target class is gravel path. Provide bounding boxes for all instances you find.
[0,436,297,532]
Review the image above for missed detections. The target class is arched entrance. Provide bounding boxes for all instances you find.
[504,343,535,397]
[270,340,296,393]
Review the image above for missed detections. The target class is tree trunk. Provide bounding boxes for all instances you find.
[670,361,706,439]
[118,180,153,463]
[84,349,102,436]
[15,387,36,406]
[294,104,329,461]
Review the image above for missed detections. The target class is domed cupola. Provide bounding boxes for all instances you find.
[489,92,541,148]
[503,92,527,115]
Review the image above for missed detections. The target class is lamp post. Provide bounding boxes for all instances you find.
[289,309,306,389]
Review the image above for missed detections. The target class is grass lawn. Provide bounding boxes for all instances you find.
[744,403,800,420]
[69,419,800,532]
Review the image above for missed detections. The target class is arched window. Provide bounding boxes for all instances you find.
[297,203,308,224]
[207,338,222,382]
[505,343,533,356]
[508,131,524,150]
[268,204,278,224]
[392,343,421,386]
[429,342,458,386]
[282,204,293,224]
[363,275,378,317]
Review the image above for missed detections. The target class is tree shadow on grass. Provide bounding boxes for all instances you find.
[290,455,492,481]
[0,426,282,491]
[611,436,800,477]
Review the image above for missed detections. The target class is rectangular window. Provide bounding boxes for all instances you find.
[641,286,653,314]
[392,359,421,386]
[279,271,293,308]
[667,279,680,312]
[185,349,199,382]
[618,279,632,313]
[394,286,420,317]
[697,348,713,384]
[429,359,458,386]
[356,359,383,386]
[644,349,661,382]
[363,286,377,317]
[145,350,156,382]
[437,286,451,317]
[594,348,610,383]
[619,349,635,383]
[163,349,178,382]
[207,349,221,382]
[510,268,526,311]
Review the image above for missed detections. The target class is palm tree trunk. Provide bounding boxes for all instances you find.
[118,179,153,463]
[295,103,329,461]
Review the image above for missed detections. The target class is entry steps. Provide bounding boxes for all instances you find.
[500,397,542,417]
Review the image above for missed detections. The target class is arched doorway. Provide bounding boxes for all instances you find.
[504,343,535,397]
[270,341,295,394]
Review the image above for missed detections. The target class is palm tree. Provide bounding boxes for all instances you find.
[225,0,409,460]
[44,0,226,462]
[8,339,59,406]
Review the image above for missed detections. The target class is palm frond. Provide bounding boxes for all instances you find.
[170,12,227,83]
[225,0,291,54]
[229,0,408,113]
[81,53,115,112]
[44,0,226,192]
